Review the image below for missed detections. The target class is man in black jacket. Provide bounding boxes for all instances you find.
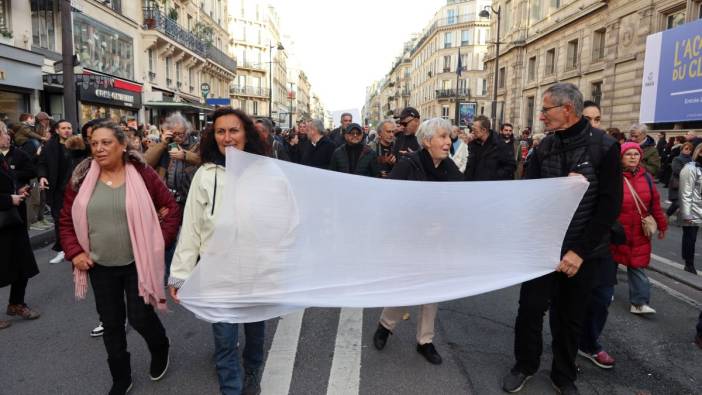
[329,123,380,177]
[329,113,353,147]
[502,83,622,395]
[300,119,335,169]
[465,115,516,181]
[0,125,36,226]
[392,107,421,160]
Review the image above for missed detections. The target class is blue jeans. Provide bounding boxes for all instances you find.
[579,284,615,354]
[627,267,651,306]
[212,322,265,395]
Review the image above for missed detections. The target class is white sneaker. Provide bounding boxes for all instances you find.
[630,304,656,314]
[49,251,65,264]
[90,322,104,337]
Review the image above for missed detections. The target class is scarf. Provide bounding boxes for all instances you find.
[346,143,363,173]
[71,160,167,310]
[419,149,451,181]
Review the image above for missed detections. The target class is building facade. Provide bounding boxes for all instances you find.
[483,0,702,133]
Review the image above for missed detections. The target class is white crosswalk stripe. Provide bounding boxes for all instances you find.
[260,310,305,395]
[326,308,363,395]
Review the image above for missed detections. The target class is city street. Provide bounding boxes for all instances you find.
[2,226,701,395]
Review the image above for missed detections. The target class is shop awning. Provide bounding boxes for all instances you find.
[144,101,214,112]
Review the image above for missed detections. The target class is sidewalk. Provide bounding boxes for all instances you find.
[649,253,702,291]
[29,227,54,250]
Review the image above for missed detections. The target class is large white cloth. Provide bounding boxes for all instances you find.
[178,148,589,323]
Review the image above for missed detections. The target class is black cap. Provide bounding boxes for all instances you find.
[399,107,420,120]
[344,123,363,134]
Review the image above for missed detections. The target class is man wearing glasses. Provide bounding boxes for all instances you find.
[502,83,622,395]
[392,107,421,159]
[328,123,380,177]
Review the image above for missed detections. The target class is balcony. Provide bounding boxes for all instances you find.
[230,85,270,97]
[436,89,471,99]
[205,45,237,72]
[237,61,266,72]
[143,7,206,56]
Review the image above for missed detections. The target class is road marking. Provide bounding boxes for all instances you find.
[649,277,702,308]
[260,309,305,395]
[651,253,702,277]
[326,308,363,395]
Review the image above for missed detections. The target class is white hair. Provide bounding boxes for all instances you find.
[162,112,192,134]
[628,123,648,135]
[377,119,395,133]
[416,117,452,143]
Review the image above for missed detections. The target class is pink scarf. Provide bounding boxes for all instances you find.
[72,160,167,310]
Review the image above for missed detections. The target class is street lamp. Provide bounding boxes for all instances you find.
[479,5,501,131]
[269,41,285,121]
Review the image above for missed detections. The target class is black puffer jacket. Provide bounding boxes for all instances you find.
[389,149,463,182]
[465,131,517,181]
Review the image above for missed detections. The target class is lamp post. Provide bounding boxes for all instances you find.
[288,82,295,129]
[268,41,285,120]
[479,6,501,131]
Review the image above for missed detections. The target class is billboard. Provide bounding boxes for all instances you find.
[459,102,477,126]
[639,19,702,123]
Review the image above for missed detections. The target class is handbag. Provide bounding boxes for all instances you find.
[0,206,23,229]
[624,176,658,238]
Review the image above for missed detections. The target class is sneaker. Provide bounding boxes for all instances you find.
[6,304,40,320]
[149,338,170,381]
[416,343,442,365]
[502,368,532,393]
[578,349,615,369]
[0,320,10,329]
[630,304,656,314]
[242,368,262,395]
[91,322,104,337]
[373,323,391,350]
[49,251,65,264]
[108,380,132,395]
[551,379,580,395]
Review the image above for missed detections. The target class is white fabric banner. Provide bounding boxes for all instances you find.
[178,148,589,323]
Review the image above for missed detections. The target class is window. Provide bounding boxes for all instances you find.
[189,68,194,90]
[253,101,259,116]
[73,12,134,79]
[566,39,578,71]
[699,2,702,20]
[444,32,452,48]
[527,56,536,82]
[461,30,471,46]
[31,0,56,51]
[0,0,9,33]
[443,55,451,72]
[526,97,535,129]
[447,9,456,24]
[503,1,512,34]
[166,57,171,83]
[531,0,542,20]
[545,48,556,76]
[441,105,450,119]
[591,81,602,105]
[592,29,606,61]
[461,54,468,71]
[148,49,154,75]
[441,80,451,90]
[103,0,121,13]
[176,62,181,87]
[666,9,686,29]
[498,67,506,89]
[459,78,468,95]
[550,0,560,9]
[188,14,193,30]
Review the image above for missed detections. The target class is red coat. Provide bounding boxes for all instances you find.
[610,168,667,268]
[59,160,181,262]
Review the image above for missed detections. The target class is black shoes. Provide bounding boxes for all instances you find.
[373,324,391,350]
[243,368,262,395]
[108,354,132,395]
[501,368,532,393]
[416,343,442,365]
[149,339,170,381]
[108,381,132,395]
[684,264,698,275]
[551,379,580,395]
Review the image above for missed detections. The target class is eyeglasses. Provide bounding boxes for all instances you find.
[540,105,563,114]
[347,131,363,137]
[399,118,414,127]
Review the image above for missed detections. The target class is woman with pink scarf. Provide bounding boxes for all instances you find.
[59,121,180,395]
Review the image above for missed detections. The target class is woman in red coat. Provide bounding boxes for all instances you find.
[611,142,667,315]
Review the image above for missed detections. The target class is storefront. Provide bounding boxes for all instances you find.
[77,73,142,125]
[0,44,43,124]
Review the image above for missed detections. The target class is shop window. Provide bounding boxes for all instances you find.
[31,0,56,51]
[0,91,30,124]
[73,12,133,80]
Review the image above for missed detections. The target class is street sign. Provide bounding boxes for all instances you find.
[201,83,210,98]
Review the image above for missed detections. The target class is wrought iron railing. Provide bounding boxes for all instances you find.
[229,85,270,97]
[435,89,471,98]
[205,45,237,72]
[143,7,206,55]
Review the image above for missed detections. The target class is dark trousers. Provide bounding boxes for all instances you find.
[8,277,28,305]
[513,260,596,386]
[89,263,168,366]
[49,192,64,252]
[578,284,614,354]
[666,200,679,217]
[682,226,699,267]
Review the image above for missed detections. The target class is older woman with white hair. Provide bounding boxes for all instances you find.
[628,123,661,177]
[371,117,463,365]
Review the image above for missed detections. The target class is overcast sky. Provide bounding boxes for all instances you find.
[268,0,445,114]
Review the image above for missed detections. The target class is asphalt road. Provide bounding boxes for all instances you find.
[2,240,701,395]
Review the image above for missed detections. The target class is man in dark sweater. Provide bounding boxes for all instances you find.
[502,83,622,395]
[392,107,421,160]
[465,116,516,181]
[300,119,335,169]
[329,113,353,147]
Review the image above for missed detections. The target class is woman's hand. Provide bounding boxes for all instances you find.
[158,207,170,221]
[72,252,94,271]
[658,230,666,240]
[169,286,180,304]
[10,194,25,206]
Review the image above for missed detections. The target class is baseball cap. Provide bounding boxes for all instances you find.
[344,123,364,134]
[399,107,420,120]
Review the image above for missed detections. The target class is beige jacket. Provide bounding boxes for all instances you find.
[168,163,225,288]
[144,141,201,178]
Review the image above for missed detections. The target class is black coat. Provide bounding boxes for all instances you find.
[37,135,87,206]
[389,149,464,182]
[300,136,336,169]
[328,127,345,147]
[465,131,517,181]
[0,158,39,288]
[3,146,36,225]
[329,144,380,177]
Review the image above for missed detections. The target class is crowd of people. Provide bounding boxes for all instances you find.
[1,82,701,395]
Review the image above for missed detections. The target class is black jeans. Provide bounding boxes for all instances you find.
[89,263,168,363]
[8,277,28,305]
[666,200,679,217]
[49,192,64,252]
[513,259,596,387]
[682,226,699,267]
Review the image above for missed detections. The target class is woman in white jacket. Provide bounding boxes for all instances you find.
[679,144,702,275]
[449,126,468,173]
[168,107,268,395]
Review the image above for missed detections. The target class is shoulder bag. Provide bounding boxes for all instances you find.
[624,176,658,238]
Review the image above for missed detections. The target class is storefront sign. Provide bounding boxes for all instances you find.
[640,18,702,123]
[78,76,142,109]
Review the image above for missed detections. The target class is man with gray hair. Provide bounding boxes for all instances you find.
[628,123,660,176]
[502,83,622,394]
[300,118,335,169]
[369,119,397,177]
[329,112,353,147]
